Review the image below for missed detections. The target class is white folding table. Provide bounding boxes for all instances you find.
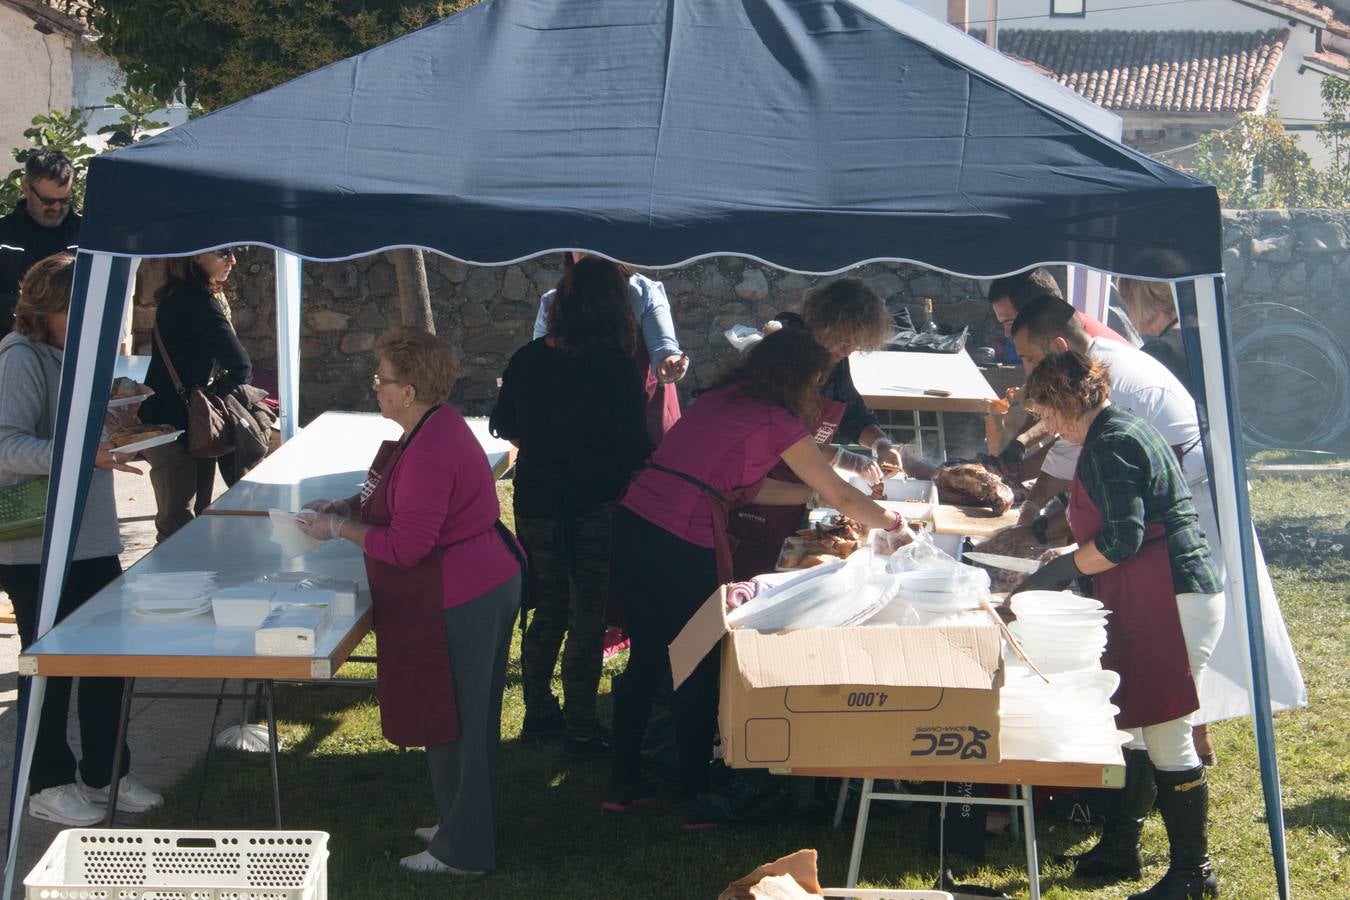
[849,351,999,459]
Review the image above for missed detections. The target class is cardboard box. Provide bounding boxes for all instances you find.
[670,586,1003,770]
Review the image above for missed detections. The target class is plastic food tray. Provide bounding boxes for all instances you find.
[25,829,329,900]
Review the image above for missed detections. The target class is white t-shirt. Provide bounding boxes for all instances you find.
[1042,337,1205,483]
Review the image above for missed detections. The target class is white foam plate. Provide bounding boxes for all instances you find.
[110,429,184,455]
[131,600,212,619]
[107,388,154,409]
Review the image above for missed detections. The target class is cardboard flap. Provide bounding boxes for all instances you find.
[669,586,731,688]
[730,625,1001,690]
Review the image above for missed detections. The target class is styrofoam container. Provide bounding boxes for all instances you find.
[211,584,277,628]
[848,476,937,521]
[25,828,329,899]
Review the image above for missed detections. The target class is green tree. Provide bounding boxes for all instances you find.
[91,1,464,110]
[0,108,94,210]
[1316,75,1350,206]
[97,89,170,148]
[1193,105,1322,208]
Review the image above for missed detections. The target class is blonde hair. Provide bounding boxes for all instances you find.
[1023,350,1112,419]
[14,252,75,343]
[374,326,459,403]
[802,278,891,352]
[1118,279,1177,336]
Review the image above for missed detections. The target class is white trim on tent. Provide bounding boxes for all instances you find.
[274,251,302,441]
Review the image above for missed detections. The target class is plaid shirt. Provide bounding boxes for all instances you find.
[1078,405,1221,595]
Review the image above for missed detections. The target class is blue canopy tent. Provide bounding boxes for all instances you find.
[4,0,1290,896]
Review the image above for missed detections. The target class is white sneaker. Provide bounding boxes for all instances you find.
[413,825,438,844]
[29,784,104,826]
[398,850,483,876]
[78,774,164,813]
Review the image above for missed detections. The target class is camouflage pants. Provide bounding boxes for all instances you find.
[515,503,613,740]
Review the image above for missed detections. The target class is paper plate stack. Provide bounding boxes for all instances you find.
[999,663,1131,761]
[1006,590,1110,673]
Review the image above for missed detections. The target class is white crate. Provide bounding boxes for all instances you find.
[25,829,328,900]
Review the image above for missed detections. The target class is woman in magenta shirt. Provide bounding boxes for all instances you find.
[297,327,522,876]
[605,328,907,822]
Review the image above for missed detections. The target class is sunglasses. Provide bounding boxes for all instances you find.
[29,184,73,208]
[211,249,237,259]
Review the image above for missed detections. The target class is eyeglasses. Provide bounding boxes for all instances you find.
[211,249,237,259]
[29,184,73,208]
[371,373,402,389]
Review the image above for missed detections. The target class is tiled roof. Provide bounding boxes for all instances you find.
[1303,49,1350,76]
[0,0,92,37]
[994,29,1289,114]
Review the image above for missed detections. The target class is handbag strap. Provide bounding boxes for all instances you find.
[152,322,189,399]
[0,341,52,439]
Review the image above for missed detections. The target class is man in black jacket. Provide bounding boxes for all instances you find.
[0,151,81,331]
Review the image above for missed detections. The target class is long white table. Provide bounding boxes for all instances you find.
[206,410,513,515]
[19,514,372,681]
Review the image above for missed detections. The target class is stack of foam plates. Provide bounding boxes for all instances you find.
[1006,590,1110,674]
[999,662,1131,761]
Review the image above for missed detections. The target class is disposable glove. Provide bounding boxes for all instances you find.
[832,447,884,485]
[302,498,351,519]
[1011,550,1083,594]
[295,510,346,541]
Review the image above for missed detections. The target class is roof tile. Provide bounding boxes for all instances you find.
[994,28,1289,114]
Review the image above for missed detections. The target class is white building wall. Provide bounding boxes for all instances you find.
[906,0,1296,33]
[70,39,189,150]
[0,4,75,166]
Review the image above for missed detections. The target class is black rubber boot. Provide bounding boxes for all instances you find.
[1128,766,1218,899]
[1072,748,1155,880]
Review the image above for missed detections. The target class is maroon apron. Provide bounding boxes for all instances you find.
[1067,473,1199,730]
[635,341,681,446]
[727,396,847,580]
[360,421,460,748]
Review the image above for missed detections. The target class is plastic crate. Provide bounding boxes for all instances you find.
[25,829,328,900]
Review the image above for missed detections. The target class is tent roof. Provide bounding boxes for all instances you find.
[79,0,1221,279]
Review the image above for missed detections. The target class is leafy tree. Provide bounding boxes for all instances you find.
[1316,75,1350,206]
[97,89,170,148]
[1193,105,1322,208]
[92,1,464,110]
[0,108,94,210]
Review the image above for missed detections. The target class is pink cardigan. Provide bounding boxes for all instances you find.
[363,406,519,608]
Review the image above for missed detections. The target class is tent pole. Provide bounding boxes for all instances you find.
[1188,275,1289,900]
[274,252,302,442]
[3,252,131,900]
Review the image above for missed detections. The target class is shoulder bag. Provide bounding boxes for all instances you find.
[0,342,51,542]
[153,323,234,459]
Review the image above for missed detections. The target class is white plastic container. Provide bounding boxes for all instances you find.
[211,584,277,628]
[25,828,329,900]
[848,476,937,521]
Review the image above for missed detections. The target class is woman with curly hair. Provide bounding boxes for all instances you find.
[605,327,906,822]
[490,257,653,756]
[1014,351,1223,900]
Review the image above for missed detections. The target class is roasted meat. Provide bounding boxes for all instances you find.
[935,463,1015,514]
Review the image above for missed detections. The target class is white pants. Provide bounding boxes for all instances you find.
[1125,591,1225,771]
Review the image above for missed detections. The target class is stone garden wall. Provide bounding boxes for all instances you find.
[126,208,1350,458]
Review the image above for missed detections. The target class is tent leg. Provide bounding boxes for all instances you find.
[1187,275,1290,900]
[5,251,131,900]
[274,251,302,442]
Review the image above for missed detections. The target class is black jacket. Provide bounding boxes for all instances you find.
[0,201,81,331]
[139,282,253,432]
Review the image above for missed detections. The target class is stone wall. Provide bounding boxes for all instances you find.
[126,208,1350,458]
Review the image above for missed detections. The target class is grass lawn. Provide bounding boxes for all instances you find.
[141,478,1350,898]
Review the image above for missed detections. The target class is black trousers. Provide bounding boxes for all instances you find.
[0,555,129,793]
[610,507,720,797]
